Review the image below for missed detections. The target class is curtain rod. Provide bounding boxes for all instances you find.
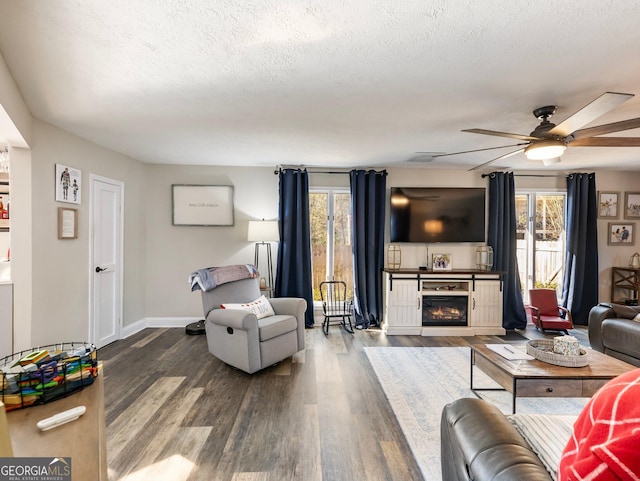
[481,173,569,178]
[273,168,350,175]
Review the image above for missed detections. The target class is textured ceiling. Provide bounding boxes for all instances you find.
[1,0,640,171]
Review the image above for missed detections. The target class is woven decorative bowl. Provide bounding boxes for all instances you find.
[526,339,589,368]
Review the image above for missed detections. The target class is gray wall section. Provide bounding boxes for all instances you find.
[143,164,280,318]
[29,119,147,345]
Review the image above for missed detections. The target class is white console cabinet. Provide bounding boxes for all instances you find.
[383,269,505,336]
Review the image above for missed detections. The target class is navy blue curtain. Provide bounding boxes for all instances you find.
[487,172,527,329]
[349,169,388,328]
[275,169,314,327]
[561,173,598,325]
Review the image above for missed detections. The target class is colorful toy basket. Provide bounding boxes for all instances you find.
[0,342,98,411]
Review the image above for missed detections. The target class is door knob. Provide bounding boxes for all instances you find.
[95,266,107,273]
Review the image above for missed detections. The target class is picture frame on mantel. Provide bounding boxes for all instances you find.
[432,253,452,271]
[55,164,82,205]
[172,185,234,226]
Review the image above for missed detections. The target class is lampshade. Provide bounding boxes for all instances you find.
[247,220,279,242]
[524,139,567,161]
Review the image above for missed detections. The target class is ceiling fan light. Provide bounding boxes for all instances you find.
[542,156,562,166]
[524,139,567,160]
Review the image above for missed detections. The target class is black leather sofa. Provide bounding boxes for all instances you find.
[440,304,640,481]
[441,397,552,481]
[588,302,640,367]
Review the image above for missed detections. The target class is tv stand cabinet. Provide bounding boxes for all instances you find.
[382,269,505,336]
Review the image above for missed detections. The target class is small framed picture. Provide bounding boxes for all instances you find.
[55,164,82,204]
[58,207,78,239]
[607,222,635,245]
[597,191,619,218]
[624,192,640,219]
[432,253,452,271]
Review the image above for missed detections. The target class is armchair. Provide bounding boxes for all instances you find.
[199,277,306,374]
[525,288,573,334]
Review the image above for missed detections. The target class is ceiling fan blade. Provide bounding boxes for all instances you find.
[549,92,634,137]
[570,117,640,140]
[468,148,525,171]
[569,137,640,147]
[427,143,528,158]
[462,128,537,141]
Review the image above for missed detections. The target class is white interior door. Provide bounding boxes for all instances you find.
[91,175,123,348]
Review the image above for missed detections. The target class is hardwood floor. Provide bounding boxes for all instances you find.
[100,324,580,481]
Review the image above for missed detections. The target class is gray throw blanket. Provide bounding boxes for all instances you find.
[189,264,259,292]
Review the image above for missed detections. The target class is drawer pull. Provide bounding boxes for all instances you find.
[546,387,553,393]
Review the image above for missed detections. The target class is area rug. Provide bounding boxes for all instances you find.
[364,346,589,481]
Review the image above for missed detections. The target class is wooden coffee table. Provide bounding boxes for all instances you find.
[470,344,635,413]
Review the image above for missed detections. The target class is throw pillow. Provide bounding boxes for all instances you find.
[220,295,275,319]
[634,313,640,323]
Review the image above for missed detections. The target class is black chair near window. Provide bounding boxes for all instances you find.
[320,280,354,335]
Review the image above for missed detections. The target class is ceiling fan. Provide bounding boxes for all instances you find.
[435,92,640,171]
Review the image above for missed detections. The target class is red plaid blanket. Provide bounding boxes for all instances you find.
[558,368,640,480]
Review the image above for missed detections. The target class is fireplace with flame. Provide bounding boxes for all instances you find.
[422,295,468,326]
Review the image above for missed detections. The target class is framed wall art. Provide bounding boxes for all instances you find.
[597,191,619,218]
[432,253,452,271]
[172,185,234,226]
[607,222,635,245]
[624,192,640,219]
[58,207,78,239]
[55,164,82,204]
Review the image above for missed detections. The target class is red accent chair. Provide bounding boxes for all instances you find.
[525,288,573,334]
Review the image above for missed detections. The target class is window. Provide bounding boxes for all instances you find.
[309,190,353,301]
[515,192,566,303]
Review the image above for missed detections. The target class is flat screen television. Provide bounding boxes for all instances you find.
[390,187,486,243]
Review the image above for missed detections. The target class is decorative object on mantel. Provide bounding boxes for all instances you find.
[629,252,640,269]
[475,245,493,271]
[432,253,452,271]
[526,339,589,367]
[386,244,401,269]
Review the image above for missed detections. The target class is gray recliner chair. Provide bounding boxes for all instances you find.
[199,277,307,374]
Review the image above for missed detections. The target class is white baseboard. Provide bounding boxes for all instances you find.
[120,317,202,339]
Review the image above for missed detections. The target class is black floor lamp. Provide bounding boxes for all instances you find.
[247,219,279,296]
